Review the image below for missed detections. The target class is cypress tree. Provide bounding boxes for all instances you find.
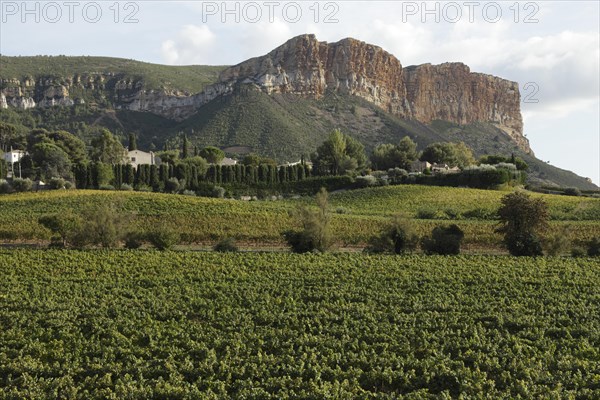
[128,133,137,151]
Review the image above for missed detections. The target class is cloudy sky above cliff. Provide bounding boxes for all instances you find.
[1,1,599,184]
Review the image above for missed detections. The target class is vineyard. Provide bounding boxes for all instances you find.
[0,186,599,248]
[0,250,599,398]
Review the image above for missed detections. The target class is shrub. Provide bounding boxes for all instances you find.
[120,184,134,191]
[587,238,600,257]
[0,180,13,194]
[283,188,333,253]
[365,216,418,254]
[213,237,239,252]
[415,208,443,220]
[544,226,571,256]
[11,178,32,192]
[564,187,581,197]
[64,181,74,190]
[182,190,196,196]
[212,186,226,198]
[38,212,83,248]
[135,185,152,192]
[48,177,66,190]
[497,191,549,256]
[124,231,144,249]
[98,184,115,191]
[147,229,180,250]
[355,175,378,188]
[571,247,586,258]
[164,178,181,193]
[421,224,464,255]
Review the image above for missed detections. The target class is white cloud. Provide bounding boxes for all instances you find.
[160,25,216,65]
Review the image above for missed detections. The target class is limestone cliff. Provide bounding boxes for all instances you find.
[217,34,528,153]
[0,34,530,153]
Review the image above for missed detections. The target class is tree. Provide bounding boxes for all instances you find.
[365,215,418,254]
[371,137,418,170]
[242,153,277,167]
[156,150,179,165]
[128,132,137,151]
[182,134,190,159]
[312,130,366,175]
[28,129,87,164]
[497,191,549,256]
[38,211,83,247]
[90,129,125,164]
[283,188,333,253]
[31,142,72,180]
[421,224,465,255]
[420,142,474,169]
[199,146,225,164]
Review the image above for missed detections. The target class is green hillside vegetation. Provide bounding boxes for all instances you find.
[0,56,226,93]
[0,56,596,189]
[1,187,598,249]
[1,250,599,397]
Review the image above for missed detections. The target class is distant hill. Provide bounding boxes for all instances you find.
[1,35,597,190]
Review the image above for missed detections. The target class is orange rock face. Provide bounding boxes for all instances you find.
[219,34,529,153]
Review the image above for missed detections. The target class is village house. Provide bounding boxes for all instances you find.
[219,157,238,166]
[431,163,461,174]
[410,160,432,173]
[3,149,25,164]
[124,149,160,169]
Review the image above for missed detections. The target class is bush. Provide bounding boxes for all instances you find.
[497,191,549,256]
[135,185,152,192]
[283,188,333,253]
[0,180,13,194]
[587,238,600,256]
[571,247,586,258]
[415,208,443,220]
[564,187,581,197]
[11,178,32,192]
[120,183,134,191]
[544,226,571,256]
[365,216,418,254]
[64,181,74,190]
[213,237,239,252]
[164,178,181,193]
[48,177,66,190]
[355,175,378,188]
[98,184,115,191]
[212,186,226,198]
[124,231,144,249]
[421,224,464,255]
[147,229,180,250]
[182,190,196,196]
[505,231,544,257]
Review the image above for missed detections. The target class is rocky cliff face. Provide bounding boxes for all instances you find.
[0,34,529,153]
[217,34,528,152]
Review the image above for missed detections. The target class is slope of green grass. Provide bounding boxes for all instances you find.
[1,250,599,397]
[0,56,226,93]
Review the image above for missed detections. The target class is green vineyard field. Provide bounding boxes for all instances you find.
[1,186,599,248]
[1,250,599,398]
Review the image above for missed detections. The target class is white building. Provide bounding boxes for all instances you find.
[124,150,160,169]
[219,157,238,166]
[3,149,25,164]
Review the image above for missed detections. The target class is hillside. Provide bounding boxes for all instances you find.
[1,35,597,189]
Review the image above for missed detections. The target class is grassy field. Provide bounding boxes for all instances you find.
[1,186,598,249]
[1,250,598,398]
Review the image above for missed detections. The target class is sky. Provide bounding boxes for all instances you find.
[1,0,599,185]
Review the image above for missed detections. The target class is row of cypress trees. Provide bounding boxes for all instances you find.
[72,162,312,190]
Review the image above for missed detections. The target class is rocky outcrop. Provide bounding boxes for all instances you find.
[0,34,530,152]
[217,34,529,153]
